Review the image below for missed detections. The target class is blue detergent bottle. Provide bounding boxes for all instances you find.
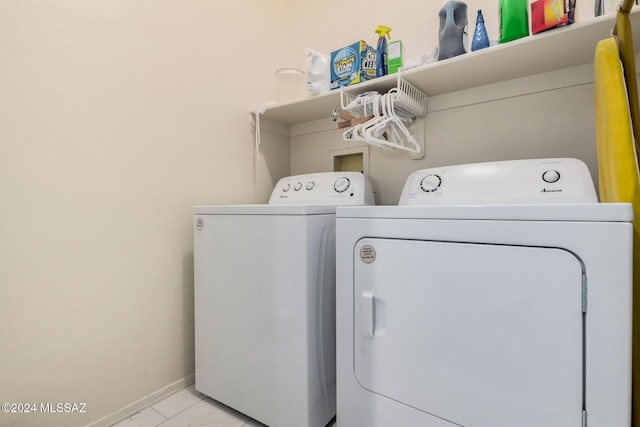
[375,25,392,77]
[471,9,490,51]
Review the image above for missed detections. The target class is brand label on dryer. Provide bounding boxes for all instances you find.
[360,245,376,264]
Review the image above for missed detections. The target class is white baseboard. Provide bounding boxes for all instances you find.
[85,374,195,427]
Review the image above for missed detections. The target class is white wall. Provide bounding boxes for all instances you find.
[0,2,290,426]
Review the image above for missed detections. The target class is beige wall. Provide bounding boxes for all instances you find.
[0,1,612,426]
[0,2,289,426]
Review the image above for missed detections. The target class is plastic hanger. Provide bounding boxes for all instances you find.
[364,90,421,154]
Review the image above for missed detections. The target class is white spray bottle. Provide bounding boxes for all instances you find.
[305,48,330,95]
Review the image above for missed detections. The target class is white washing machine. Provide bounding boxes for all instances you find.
[335,159,632,427]
[194,172,374,427]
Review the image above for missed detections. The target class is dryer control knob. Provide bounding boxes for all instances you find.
[420,174,442,192]
[306,181,315,190]
[294,182,302,191]
[334,177,351,193]
[542,170,561,183]
[282,183,291,192]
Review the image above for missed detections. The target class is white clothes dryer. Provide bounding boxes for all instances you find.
[194,172,374,427]
[335,159,632,427]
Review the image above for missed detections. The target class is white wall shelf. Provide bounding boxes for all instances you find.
[262,9,640,125]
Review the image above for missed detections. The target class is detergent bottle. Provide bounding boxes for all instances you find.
[375,25,392,78]
[499,0,529,43]
[471,9,490,51]
[438,1,468,60]
[305,48,330,95]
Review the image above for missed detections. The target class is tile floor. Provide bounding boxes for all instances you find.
[111,385,337,427]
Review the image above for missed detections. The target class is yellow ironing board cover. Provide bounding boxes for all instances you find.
[594,36,640,426]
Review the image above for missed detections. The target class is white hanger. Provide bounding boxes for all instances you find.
[344,93,394,150]
[358,93,395,150]
[364,89,421,154]
[341,76,425,155]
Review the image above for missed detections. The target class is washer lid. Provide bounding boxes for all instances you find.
[194,204,336,215]
[337,203,633,222]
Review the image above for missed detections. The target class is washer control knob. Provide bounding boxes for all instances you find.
[294,182,302,191]
[282,183,291,192]
[334,177,351,193]
[420,174,442,192]
[306,181,315,190]
[542,170,561,183]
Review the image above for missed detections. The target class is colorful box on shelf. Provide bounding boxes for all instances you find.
[330,41,377,90]
[531,0,576,34]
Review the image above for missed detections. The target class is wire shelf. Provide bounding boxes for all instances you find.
[338,74,427,155]
[340,74,428,120]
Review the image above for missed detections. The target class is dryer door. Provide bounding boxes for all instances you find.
[354,238,584,427]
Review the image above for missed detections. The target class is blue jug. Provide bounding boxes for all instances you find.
[438,1,468,60]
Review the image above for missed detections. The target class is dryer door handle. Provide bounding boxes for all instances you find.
[360,291,375,337]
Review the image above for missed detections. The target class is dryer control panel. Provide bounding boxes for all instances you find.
[399,158,598,205]
[269,172,375,206]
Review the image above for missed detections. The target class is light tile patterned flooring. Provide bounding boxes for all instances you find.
[111,385,336,427]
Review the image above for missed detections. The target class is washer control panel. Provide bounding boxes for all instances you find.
[399,158,598,205]
[269,172,375,206]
